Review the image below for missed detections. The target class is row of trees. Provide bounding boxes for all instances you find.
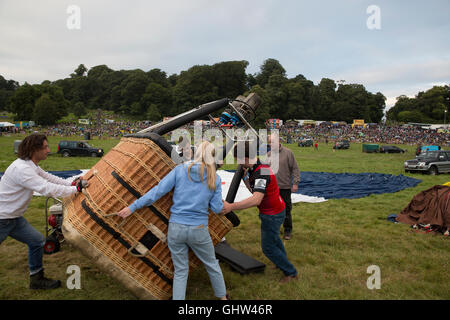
[0,58,407,127]
[246,59,385,126]
[386,85,450,124]
[0,75,19,112]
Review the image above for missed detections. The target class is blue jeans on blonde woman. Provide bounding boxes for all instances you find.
[168,222,226,300]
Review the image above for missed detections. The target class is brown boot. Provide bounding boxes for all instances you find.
[29,269,61,290]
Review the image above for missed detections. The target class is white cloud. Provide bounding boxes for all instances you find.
[332,58,450,87]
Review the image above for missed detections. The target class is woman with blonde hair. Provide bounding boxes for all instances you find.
[118,141,229,300]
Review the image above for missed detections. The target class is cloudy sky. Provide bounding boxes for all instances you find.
[1,0,449,110]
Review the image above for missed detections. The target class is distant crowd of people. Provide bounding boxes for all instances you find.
[3,120,449,147]
[280,123,449,146]
[8,120,154,139]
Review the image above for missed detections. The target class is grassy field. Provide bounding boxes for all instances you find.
[0,134,449,300]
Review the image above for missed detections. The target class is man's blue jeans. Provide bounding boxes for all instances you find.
[167,222,227,300]
[259,210,298,277]
[0,217,45,275]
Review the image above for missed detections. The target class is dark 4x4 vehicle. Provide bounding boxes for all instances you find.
[380,146,406,153]
[57,141,104,157]
[333,140,350,149]
[404,150,450,175]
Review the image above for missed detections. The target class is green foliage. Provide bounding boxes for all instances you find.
[7,81,69,123]
[387,85,450,123]
[248,85,271,128]
[397,110,425,123]
[57,112,78,124]
[0,75,19,111]
[33,94,60,125]
[146,104,161,122]
[8,83,40,121]
[315,78,336,120]
[71,64,88,78]
[73,101,86,117]
[254,58,287,88]
[7,58,434,125]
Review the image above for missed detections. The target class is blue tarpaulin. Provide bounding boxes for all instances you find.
[225,170,421,199]
[295,171,421,199]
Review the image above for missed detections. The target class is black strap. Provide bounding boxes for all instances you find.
[81,200,172,286]
[111,171,169,225]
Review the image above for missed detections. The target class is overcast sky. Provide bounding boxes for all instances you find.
[1,0,449,109]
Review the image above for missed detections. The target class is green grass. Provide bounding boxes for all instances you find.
[0,134,449,300]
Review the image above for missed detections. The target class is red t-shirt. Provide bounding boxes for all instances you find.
[247,161,285,215]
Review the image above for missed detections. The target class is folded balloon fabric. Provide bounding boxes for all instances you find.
[295,171,421,199]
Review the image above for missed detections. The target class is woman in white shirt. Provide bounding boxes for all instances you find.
[0,134,87,290]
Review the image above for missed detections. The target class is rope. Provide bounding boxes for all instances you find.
[82,175,172,276]
[103,157,169,223]
[122,137,176,169]
[110,147,162,183]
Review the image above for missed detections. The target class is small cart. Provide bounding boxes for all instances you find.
[43,197,64,254]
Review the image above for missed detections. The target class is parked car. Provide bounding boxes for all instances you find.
[404,150,450,175]
[298,139,313,147]
[380,146,406,153]
[57,140,104,157]
[415,145,440,156]
[333,140,350,149]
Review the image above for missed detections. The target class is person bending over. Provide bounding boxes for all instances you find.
[0,134,88,289]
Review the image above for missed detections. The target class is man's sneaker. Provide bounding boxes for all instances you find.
[29,269,61,290]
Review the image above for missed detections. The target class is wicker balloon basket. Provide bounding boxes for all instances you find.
[62,133,234,300]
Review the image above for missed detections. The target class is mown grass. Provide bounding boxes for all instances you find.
[0,134,449,300]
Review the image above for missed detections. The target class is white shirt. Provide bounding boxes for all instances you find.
[0,158,77,219]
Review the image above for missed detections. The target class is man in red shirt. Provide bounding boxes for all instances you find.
[222,141,298,283]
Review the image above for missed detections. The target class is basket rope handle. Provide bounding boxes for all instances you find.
[127,242,149,257]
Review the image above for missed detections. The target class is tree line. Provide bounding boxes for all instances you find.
[2,58,445,128]
[386,86,450,124]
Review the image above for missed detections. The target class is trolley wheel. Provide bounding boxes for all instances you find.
[43,234,60,255]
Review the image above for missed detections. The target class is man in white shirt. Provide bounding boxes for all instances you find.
[0,134,88,290]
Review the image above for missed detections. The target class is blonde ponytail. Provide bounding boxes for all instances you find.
[187,141,217,190]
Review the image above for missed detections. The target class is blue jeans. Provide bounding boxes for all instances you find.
[167,222,226,300]
[0,217,45,275]
[259,210,298,277]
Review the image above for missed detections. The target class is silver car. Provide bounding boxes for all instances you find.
[404,150,450,175]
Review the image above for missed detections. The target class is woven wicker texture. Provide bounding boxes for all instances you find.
[63,136,233,300]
